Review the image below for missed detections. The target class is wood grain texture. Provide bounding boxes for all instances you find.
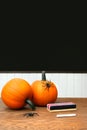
[0,98,87,130]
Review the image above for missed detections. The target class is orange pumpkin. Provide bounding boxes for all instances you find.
[31,71,58,106]
[1,78,35,110]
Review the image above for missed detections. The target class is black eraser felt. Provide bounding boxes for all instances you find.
[47,102,76,110]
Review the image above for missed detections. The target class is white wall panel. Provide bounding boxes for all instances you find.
[0,73,87,97]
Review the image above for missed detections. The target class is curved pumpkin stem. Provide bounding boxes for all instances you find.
[25,99,35,110]
[42,71,46,81]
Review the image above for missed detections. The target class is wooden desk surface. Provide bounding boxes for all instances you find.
[0,98,87,130]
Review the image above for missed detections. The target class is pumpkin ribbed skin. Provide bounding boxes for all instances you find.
[1,78,33,109]
[31,80,58,106]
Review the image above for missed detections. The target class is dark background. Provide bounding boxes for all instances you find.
[0,6,86,73]
[0,40,87,72]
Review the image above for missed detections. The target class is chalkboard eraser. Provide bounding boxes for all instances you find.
[47,102,77,112]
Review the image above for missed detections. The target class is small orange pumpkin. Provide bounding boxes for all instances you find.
[31,71,58,106]
[1,78,35,110]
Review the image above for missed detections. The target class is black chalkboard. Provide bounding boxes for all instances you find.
[0,40,87,72]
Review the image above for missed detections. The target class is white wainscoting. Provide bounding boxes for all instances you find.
[0,73,87,97]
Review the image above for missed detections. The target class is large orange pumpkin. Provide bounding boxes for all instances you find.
[31,71,58,106]
[1,78,35,110]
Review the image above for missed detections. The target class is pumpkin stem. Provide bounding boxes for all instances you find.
[25,99,35,110]
[42,71,46,81]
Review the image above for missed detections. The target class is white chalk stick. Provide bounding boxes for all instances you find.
[56,113,76,118]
